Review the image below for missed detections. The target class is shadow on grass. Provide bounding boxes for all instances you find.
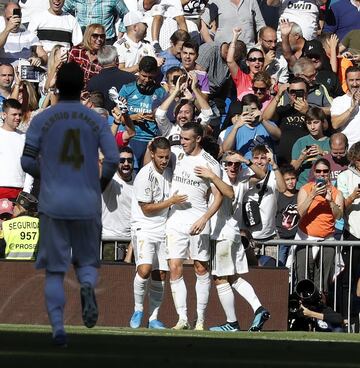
[0,330,359,368]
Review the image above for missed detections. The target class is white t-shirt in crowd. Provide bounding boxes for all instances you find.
[167,148,221,227]
[131,161,172,232]
[28,10,83,53]
[242,170,278,239]
[277,0,320,41]
[19,0,49,24]
[0,128,26,187]
[102,173,134,238]
[211,169,251,240]
[331,94,360,149]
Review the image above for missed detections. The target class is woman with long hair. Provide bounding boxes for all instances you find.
[68,23,105,86]
[295,158,344,292]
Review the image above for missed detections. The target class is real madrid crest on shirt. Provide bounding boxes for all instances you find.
[315,89,321,96]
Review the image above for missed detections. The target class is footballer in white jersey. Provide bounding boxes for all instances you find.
[129,137,188,330]
[195,150,271,333]
[166,122,223,331]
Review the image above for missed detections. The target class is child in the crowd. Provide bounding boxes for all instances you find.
[291,107,330,189]
[276,166,300,265]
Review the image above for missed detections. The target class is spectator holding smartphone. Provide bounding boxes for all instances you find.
[291,107,330,189]
[294,158,344,292]
[0,2,47,67]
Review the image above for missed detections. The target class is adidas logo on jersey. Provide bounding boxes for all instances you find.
[132,95,138,99]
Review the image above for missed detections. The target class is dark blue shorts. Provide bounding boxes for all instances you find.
[36,214,101,273]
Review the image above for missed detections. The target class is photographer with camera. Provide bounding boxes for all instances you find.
[289,279,344,332]
[294,158,344,292]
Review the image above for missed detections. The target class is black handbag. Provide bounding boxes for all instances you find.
[242,171,270,228]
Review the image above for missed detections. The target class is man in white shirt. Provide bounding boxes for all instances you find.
[155,70,212,145]
[267,0,325,41]
[114,11,162,74]
[0,2,47,67]
[331,66,360,149]
[166,122,222,330]
[0,98,32,200]
[102,147,134,261]
[130,137,188,329]
[195,151,270,332]
[27,0,83,53]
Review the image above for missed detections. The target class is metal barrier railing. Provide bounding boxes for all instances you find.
[255,239,360,333]
[101,237,131,261]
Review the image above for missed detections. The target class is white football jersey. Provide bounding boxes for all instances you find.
[131,161,172,232]
[211,169,251,240]
[167,149,221,225]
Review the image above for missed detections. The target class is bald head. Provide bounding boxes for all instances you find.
[259,27,277,52]
[330,133,348,149]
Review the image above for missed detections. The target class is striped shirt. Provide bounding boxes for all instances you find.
[28,10,83,53]
[63,0,128,39]
[0,23,41,66]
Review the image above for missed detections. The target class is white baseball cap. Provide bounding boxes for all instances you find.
[123,11,146,27]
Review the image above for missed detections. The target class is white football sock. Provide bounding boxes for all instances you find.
[232,277,261,312]
[170,276,188,321]
[195,272,211,322]
[133,273,149,312]
[216,283,237,323]
[148,279,165,322]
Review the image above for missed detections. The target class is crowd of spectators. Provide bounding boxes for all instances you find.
[0,0,360,330]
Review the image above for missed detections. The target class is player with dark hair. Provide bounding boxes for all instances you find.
[21,62,119,347]
[130,137,188,329]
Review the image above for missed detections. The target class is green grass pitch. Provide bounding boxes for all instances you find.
[1,324,360,368]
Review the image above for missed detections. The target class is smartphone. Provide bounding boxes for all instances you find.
[173,75,180,84]
[358,183,360,189]
[243,105,251,113]
[295,90,304,100]
[316,178,326,186]
[60,47,68,57]
[306,145,312,150]
[20,65,40,82]
[13,8,21,17]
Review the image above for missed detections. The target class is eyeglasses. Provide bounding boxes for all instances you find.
[252,86,267,93]
[91,33,106,40]
[119,157,133,164]
[224,161,241,167]
[315,169,329,174]
[247,57,265,63]
[262,39,277,44]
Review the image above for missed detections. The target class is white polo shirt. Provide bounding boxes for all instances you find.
[113,34,156,68]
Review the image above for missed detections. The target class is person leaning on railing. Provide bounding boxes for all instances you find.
[294,158,344,293]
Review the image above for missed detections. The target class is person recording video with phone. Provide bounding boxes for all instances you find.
[293,158,344,293]
[0,2,47,67]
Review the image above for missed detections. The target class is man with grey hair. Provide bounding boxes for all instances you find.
[287,57,332,116]
[87,45,135,113]
[279,19,329,70]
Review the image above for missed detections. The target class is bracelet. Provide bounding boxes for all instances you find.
[113,122,121,126]
[246,160,253,167]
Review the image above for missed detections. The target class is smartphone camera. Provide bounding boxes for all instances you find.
[316,178,326,186]
[13,8,21,17]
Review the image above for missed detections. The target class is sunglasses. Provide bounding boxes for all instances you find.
[224,161,241,167]
[315,169,329,174]
[91,33,106,39]
[247,57,265,63]
[252,86,267,93]
[119,157,133,164]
